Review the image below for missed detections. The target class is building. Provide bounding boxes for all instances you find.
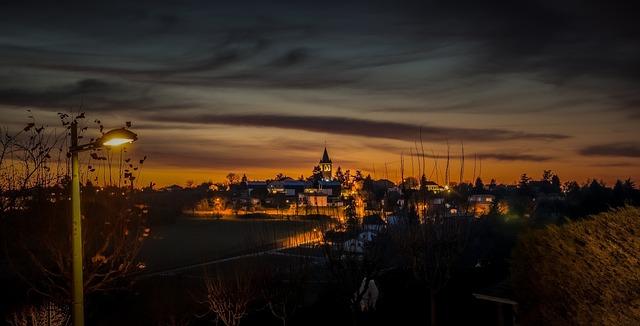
[228,147,343,211]
[424,180,445,192]
[268,179,308,197]
[318,180,341,196]
[469,194,496,217]
[319,147,332,181]
[305,193,328,207]
[469,194,495,204]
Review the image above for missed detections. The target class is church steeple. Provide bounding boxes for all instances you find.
[319,147,332,181]
[320,147,331,163]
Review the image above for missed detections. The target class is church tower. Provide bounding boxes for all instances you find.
[319,147,332,181]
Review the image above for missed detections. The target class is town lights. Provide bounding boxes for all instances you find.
[69,122,138,326]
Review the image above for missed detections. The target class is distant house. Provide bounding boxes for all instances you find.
[318,180,341,196]
[469,194,495,203]
[363,215,386,232]
[163,184,183,192]
[304,180,342,207]
[305,193,328,207]
[424,181,444,192]
[343,239,365,254]
[247,181,268,191]
[268,179,308,197]
[469,194,496,217]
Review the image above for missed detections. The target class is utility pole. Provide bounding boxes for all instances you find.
[70,122,84,326]
[68,122,137,326]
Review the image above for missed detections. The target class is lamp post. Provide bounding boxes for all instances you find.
[69,121,137,326]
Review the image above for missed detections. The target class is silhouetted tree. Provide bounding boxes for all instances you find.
[474,177,484,193]
[344,195,358,231]
[1,115,149,305]
[551,174,561,193]
[202,268,259,326]
[226,173,240,185]
[306,165,322,186]
[335,166,345,185]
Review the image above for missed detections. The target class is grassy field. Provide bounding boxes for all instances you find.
[138,216,327,272]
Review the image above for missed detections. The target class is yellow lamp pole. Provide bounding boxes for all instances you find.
[70,122,84,326]
[69,121,137,326]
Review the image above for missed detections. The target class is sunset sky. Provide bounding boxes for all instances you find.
[1,1,639,186]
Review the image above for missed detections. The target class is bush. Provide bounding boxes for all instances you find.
[511,206,640,325]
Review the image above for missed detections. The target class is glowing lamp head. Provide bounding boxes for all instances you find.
[99,128,138,147]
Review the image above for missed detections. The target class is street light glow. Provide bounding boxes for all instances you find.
[102,138,134,146]
[98,128,138,147]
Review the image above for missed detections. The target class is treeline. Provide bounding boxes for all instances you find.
[456,172,639,223]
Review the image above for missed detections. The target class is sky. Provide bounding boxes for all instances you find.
[1,0,639,187]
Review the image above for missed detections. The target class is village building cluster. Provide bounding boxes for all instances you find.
[228,148,343,212]
[209,147,499,219]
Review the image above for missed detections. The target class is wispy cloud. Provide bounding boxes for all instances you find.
[149,113,569,142]
[579,143,640,158]
[0,79,151,110]
[477,153,553,162]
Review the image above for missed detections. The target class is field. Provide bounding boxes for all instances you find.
[138,216,328,273]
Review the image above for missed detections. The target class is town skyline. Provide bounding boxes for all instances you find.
[136,143,635,187]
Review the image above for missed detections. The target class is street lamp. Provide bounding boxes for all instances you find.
[69,121,137,326]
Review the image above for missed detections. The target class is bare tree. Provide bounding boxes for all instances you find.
[1,114,149,304]
[6,301,70,326]
[202,268,258,326]
[0,116,67,217]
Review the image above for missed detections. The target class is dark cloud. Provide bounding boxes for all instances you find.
[138,134,352,170]
[145,148,314,170]
[2,1,638,100]
[478,153,553,162]
[409,152,554,162]
[269,48,309,67]
[391,1,640,83]
[149,113,569,142]
[580,143,640,158]
[25,43,265,79]
[0,79,144,109]
[589,162,637,168]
